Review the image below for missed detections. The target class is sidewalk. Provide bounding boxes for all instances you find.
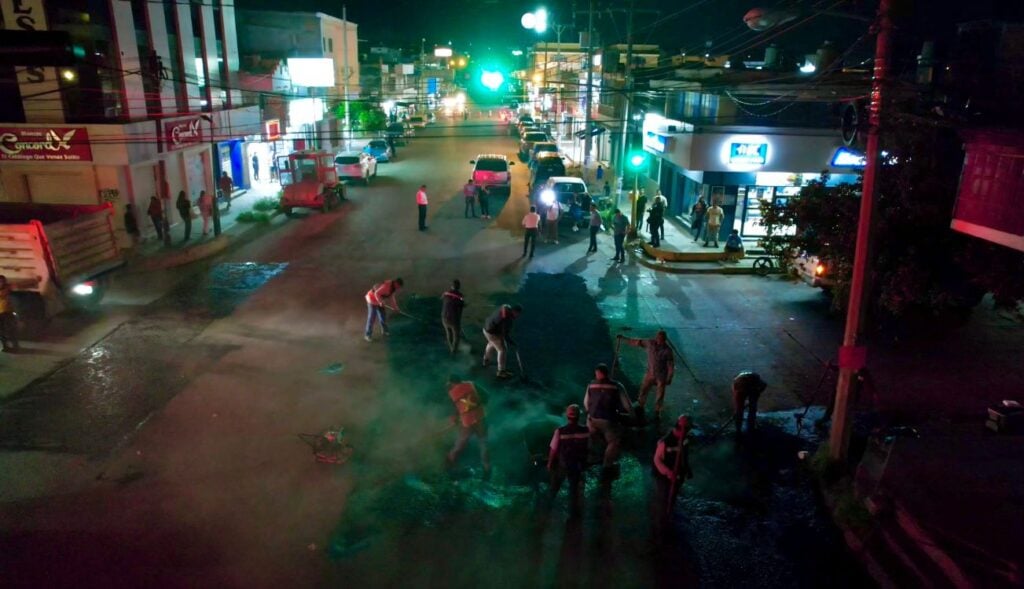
[126,181,284,271]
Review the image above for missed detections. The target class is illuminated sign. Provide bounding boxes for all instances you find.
[831,146,866,167]
[728,142,768,165]
[265,119,281,141]
[643,131,666,153]
[0,127,92,161]
[287,58,336,87]
[434,47,453,58]
[164,118,204,150]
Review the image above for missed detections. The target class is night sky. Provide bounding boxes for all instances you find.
[235,0,1024,62]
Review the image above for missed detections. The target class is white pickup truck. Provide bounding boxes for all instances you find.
[0,203,124,318]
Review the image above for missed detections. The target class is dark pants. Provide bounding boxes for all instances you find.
[442,318,461,353]
[613,233,626,261]
[464,197,476,217]
[550,464,584,513]
[588,226,599,252]
[252,164,259,181]
[733,388,761,433]
[479,195,490,217]
[178,208,192,241]
[650,222,662,247]
[0,312,18,350]
[692,217,705,241]
[523,228,538,257]
[150,216,163,239]
[418,204,427,230]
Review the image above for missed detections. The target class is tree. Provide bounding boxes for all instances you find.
[357,108,387,133]
[760,119,1024,318]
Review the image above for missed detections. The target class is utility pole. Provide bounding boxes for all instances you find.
[829,0,892,462]
[618,0,635,205]
[583,0,595,166]
[341,5,350,151]
[553,22,567,130]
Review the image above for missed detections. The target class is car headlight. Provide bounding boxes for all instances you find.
[71,282,95,296]
[540,189,555,206]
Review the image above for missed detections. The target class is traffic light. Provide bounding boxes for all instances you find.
[480,70,505,91]
[628,151,647,170]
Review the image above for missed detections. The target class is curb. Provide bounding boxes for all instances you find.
[639,240,732,263]
[128,211,283,272]
[634,255,758,274]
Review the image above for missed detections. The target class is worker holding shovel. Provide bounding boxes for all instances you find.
[618,330,675,421]
[652,414,693,520]
[446,375,491,478]
[364,277,404,342]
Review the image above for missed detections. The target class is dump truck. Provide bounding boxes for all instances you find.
[0,202,123,318]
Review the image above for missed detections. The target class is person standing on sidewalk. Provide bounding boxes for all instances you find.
[251,153,260,182]
[586,204,602,254]
[147,195,164,240]
[446,375,491,476]
[0,275,19,352]
[364,278,404,342]
[198,190,213,236]
[583,363,632,478]
[218,171,234,211]
[704,200,724,247]
[463,179,478,218]
[441,279,466,355]
[175,190,192,242]
[647,200,664,248]
[547,404,590,514]
[521,206,540,258]
[416,185,429,231]
[691,197,707,243]
[611,209,629,263]
[478,186,491,219]
[596,164,605,183]
[482,303,521,379]
[545,199,561,244]
[619,330,675,419]
[652,190,668,241]
[634,190,648,234]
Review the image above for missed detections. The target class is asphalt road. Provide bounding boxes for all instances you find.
[1,114,881,587]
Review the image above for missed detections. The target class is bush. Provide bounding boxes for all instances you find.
[252,197,280,212]
[236,211,271,224]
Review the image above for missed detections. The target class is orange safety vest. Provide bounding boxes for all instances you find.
[448,382,484,427]
[365,281,395,306]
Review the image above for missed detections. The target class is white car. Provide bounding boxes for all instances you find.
[334,151,377,185]
[408,115,428,129]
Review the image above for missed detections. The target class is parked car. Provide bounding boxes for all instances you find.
[512,114,534,135]
[470,154,515,196]
[536,176,591,226]
[794,252,834,290]
[528,152,566,191]
[530,142,558,160]
[519,131,549,160]
[363,139,393,162]
[386,122,408,144]
[408,115,428,129]
[335,151,377,185]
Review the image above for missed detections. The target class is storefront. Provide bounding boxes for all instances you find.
[642,114,860,239]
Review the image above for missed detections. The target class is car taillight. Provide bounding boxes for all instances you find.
[815,263,826,276]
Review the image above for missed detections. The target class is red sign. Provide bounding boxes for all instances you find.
[265,119,281,141]
[0,127,92,161]
[164,118,204,150]
[951,130,1024,252]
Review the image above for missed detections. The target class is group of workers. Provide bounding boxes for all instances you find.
[361,275,769,516]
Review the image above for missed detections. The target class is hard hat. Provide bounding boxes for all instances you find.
[566,404,581,419]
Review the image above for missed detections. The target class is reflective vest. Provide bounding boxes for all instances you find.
[654,430,690,480]
[556,423,590,468]
[448,382,484,427]
[586,379,622,420]
[365,281,396,306]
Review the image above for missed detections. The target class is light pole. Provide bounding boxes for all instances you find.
[200,114,222,236]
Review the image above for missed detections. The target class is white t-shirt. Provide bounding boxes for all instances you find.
[523,212,541,229]
[546,202,560,221]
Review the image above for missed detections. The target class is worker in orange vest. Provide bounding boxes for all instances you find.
[364,277,403,342]
[446,375,490,476]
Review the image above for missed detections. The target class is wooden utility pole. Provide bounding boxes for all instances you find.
[829,0,893,461]
[583,0,595,165]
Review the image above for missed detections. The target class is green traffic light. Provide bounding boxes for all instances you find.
[628,152,647,169]
[480,70,504,91]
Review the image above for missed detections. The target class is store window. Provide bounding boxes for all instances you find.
[739,185,799,237]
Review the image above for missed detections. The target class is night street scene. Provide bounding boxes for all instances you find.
[3,0,1024,587]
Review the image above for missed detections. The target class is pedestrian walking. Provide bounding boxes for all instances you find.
[463,179,478,218]
[175,190,192,242]
[441,279,466,355]
[652,415,693,517]
[634,190,648,234]
[547,404,590,515]
[619,330,675,418]
[595,164,605,183]
[584,363,632,478]
[416,184,429,230]
[603,180,611,201]
[732,371,767,434]
[652,191,668,241]
[611,209,629,262]
[545,200,561,244]
[0,275,19,352]
[647,200,664,248]
[198,190,213,236]
[387,134,398,158]
[251,153,260,181]
[586,204,601,254]
[123,203,140,247]
[704,201,724,247]
[690,197,707,242]
[218,171,234,211]
[364,277,404,342]
[446,375,491,476]
[479,185,491,219]
[522,206,540,258]
[482,303,522,379]
[146,195,164,240]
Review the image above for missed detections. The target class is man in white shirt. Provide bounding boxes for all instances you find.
[416,185,429,231]
[521,205,541,258]
[545,200,561,244]
[704,201,724,247]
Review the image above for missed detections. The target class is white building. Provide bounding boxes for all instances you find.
[0,0,261,244]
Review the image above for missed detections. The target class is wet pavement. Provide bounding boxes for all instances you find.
[6,114,1020,587]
